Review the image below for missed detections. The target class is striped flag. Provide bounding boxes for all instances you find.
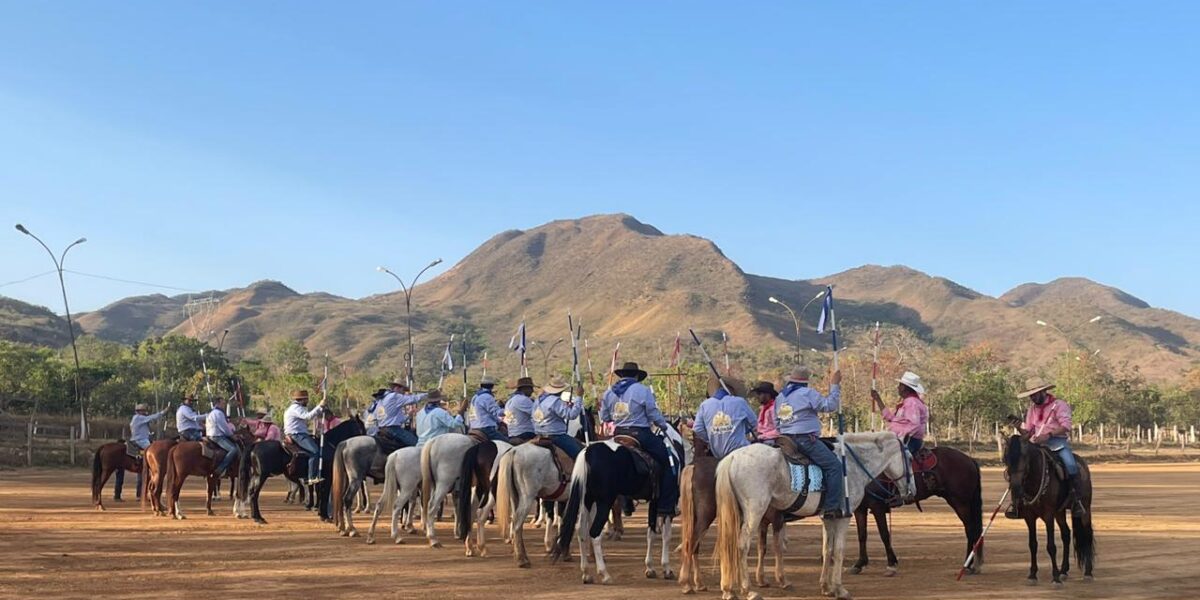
[816,285,838,351]
[441,334,455,371]
[508,321,526,354]
[668,332,682,368]
[610,342,621,373]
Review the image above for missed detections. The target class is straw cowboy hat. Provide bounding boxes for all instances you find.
[510,376,536,390]
[480,375,497,386]
[255,407,270,416]
[542,376,569,395]
[614,361,648,381]
[389,379,409,389]
[291,390,310,401]
[134,403,150,412]
[785,365,811,384]
[896,371,926,396]
[706,373,747,398]
[1017,377,1055,399]
[261,414,274,424]
[182,394,196,403]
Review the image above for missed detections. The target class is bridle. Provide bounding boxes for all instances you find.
[846,435,913,506]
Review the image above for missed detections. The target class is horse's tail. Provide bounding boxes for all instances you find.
[680,464,696,554]
[550,445,590,563]
[91,446,104,504]
[420,440,435,525]
[139,452,151,511]
[237,443,253,502]
[163,445,177,514]
[455,441,486,541]
[1072,470,1096,575]
[715,457,744,592]
[331,443,348,530]
[494,450,515,540]
[379,452,400,514]
[968,458,984,566]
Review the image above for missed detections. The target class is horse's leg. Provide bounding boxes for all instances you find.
[876,506,898,576]
[661,516,675,580]
[820,517,851,600]
[610,498,625,541]
[1045,515,1062,587]
[1057,511,1071,579]
[96,467,115,511]
[513,493,533,568]
[754,520,768,587]
[850,503,869,574]
[170,471,186,520]
[343,477,363,537]
[205,475,216,516]
[251,472,268,524]
[1025,518,1039,585]
[772,516,790,590]
[644,514,657,578]
[426,479,454,548]
[592,532,612,585]
[578,504,593,582]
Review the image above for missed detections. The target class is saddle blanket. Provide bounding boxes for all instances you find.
[789,464,824,493]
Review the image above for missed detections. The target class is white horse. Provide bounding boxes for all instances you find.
[365,447,423,545]
[715,432,915,600]
[420,433,478,548]
[494,442,575,567]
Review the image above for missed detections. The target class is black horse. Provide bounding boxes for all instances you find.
[236,417,365,524]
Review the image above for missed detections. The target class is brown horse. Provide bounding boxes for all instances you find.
[850,446,983,576]
[1005,434,1095,587]
[163,427,255,519]
[139,439,179,516]
[91,442,141,511]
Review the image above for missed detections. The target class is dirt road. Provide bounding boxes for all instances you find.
[0,463,1195,599]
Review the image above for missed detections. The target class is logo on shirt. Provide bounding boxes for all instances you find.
[776,404,795,423]
[709,411,734,435]
[504,410,517,425]
[612,401,631,420]
[467,406,477,420]
[532,407,548,426]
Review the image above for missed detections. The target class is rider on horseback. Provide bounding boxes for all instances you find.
[284,389,326,485]
[363,388,387,435]
[175,395,207,442]
[775,365,846,519]
[532,376,584,459]
[115,402,169,501]
[693,376,754,459]
[870,371,928,455]
[749,381,781,445]
[379,380,425,448]
[416,390,463,447]
[504,377,537,443]
[1007,377,1087,518]
[601,361,679,516]
[467,375,508,443]
[206,397,239,478]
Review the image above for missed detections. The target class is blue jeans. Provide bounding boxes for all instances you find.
[292,432,321,480]
[114,439,151,499]
[1046,437,1079,476]
[476,426,508,443]
[380,426,417,448]
[617,427,679,513]
[792,434,845,514]
[180,429,203,442]
[906,437,924,455]
[546,433,583,459]
[213,436,238,476]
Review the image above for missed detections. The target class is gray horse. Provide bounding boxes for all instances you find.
[365,446,423,544]
[420,433,478,548]
[330,435,393,537]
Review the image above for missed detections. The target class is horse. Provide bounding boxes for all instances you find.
[140,438,179,516]
[90,441,141,510]
[163,426,255,520]
[365,446,424,545]
[234,418,364,524]
[1004,434,1095,587]
[714,432,915,600]
[550,423,686,584]
[494,439,580,567]
[850,445,984,576]
[453,438,514,556]
[329,432,420,537]
[420,432,478,548]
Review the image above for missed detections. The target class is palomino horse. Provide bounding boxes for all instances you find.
[715,432,915,600]
[1004,434,1095,587]
[365,446,424,545]
[90,441,141,510]
[550,424,685,584]
[453,438,514,557]
[494,440,578,567]
[420,433,478,548]
[163,427,255,520]
[140,438,179,516]
[851,446,984,576]
[235,418,364,524]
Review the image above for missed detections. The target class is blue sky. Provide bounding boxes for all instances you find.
[3,3,1198,317]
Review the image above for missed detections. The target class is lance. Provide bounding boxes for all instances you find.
[687,329,730,394]
[199,347,215,409]
[462,334,469,400]
[871,321,881,429]
[722,331,730,373]
[438,333,454,389]
[584,338,598,400]
[568,311,589,443]
[957,489,1011,580]
[317,353,329,482]
[608,342,621,386]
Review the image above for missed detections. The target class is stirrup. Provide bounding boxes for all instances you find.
[307,477,325,485]
[1004,505,1019,519]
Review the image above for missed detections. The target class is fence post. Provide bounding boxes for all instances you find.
[70,426,77,466]
[1191,425,1196,444]
[26,421,34,467]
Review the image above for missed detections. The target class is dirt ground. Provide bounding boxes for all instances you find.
[0,463,1196,599]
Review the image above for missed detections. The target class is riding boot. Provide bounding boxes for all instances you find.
[1067,474,1087,516]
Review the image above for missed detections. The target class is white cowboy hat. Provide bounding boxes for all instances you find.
[896,371,926,396]
[1017,377,1055,399]
[542,376,569,395]
[480,375,497,386]
[785,365,811,384]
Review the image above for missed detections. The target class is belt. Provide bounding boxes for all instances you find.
[615,426,650,435]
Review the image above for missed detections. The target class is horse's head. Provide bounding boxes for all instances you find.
[884,433,917,503]
[1004,433,1033,507]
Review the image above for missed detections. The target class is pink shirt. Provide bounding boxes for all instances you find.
[262,424,281,441]
[244,418,283,442]
[756,403,780,440]
[882,395,927,440]
[1023,396,1072,441]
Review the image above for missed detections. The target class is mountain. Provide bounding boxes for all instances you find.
[0,296,75,347]
[6,214,1198,382]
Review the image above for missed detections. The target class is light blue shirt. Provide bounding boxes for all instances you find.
[416,405,464,447]
[693,393,757,459]
[205,407,234,437]
[129,409,168,444]
[775,383,840,436]
[467,389,504,429]
[175,404,207,433]
[284,402,323,435]
[533,393,582,436]
[380,391,425,428]
[503,393,535,437]
[601,379,668,430]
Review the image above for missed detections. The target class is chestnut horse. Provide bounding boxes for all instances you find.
[163,426,255,519]
[139,438,179,516]
[91,441,141,510]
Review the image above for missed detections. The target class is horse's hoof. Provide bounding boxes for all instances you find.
[338,530,349,537]
[1061,572,1069,580]
[664,570,676,581]
[366,538,375,545]
[835,589,852,600]
[755,578,768,588]
[1026,578,1038,586]
[1083,575,1094,582]
[348,530,358,538]
[884,566,898,577]
[777,582,792,591]
[696,584,707,592]
[646,569,657,579]
[1052,581,1064,590]
[748,592,765,600]
[849,565,863,575]
[430,541,442,549]
[600,574,613,585]
[394,538,405,545]
[582,574,593,584]
[518,560,531,569]
[682,586,695,595]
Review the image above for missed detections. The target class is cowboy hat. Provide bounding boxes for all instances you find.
[261,414,274,424]
[749,381,779,397]
[1017,377,1055,399]
[896,371,926,396]
[542,376,569,395]
[371,388,388,399]
[181,394,196,403]
[785,365,811,384]
[255,407,270,415]
[291,390,310,401]
[425,389,444,402]
[510,376,536,390]
[614,361,648,381]
[480,375,497,386]
[706,374,747,398]
[134,403,150,412]
[389,379,409,389]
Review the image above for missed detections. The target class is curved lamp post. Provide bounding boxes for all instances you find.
[531,338,565,380]
[768,289,827,364]
[15,224,87,439]
[378,258,443,387]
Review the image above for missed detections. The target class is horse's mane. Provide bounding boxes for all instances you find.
[842,431,897,444]
[1004,434,1025,471]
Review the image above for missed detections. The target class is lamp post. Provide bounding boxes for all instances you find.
[378,259,443,387]
[531,338,565,380]
[1036,316,1103,405]
[15,224,88,439]
[768,296,802,363]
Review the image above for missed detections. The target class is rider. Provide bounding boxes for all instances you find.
[379,379,425,448]
[467,375,507,442]
[114,402,170,502]
[870,371,929,455]
[364,388,387,436]
[693,376,755,460]
[284,390,326,485]
[504,376,537,443]
[1007,377,1087,518]
[243,407,280,442]
[416,390,464,447]
[532,376,584,459]
[775,364,846,520]
[600,361,678,516]
[749,381,781,446]
[175,395,207,442]
[206,397,239,478]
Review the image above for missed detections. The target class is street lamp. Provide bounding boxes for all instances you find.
[378,258,443,387]
[768,296,801,363]
[15,224,87,439]
[1036,316,1102,352]
[531,338,565,380]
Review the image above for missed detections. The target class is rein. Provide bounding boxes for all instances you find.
[844,436,911,505]
[1021,444,1051,506]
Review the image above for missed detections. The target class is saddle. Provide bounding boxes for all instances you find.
[530,436,576,500]
[282,435,310,459]
[612,434,640,449]
[912,447,937,472]
[125,440,143,459]
[775,436,813,466]
[373,433,405,456]
[467,429,490,445]
[1039,446,1068,481]
[199,438,226,464]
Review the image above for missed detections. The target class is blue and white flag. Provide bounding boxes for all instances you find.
[816,286,838,351]
[509,321,526,355]
[441,334,455,371]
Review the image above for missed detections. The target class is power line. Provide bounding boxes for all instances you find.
[62,269,200,293]
[0,270,57,289]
